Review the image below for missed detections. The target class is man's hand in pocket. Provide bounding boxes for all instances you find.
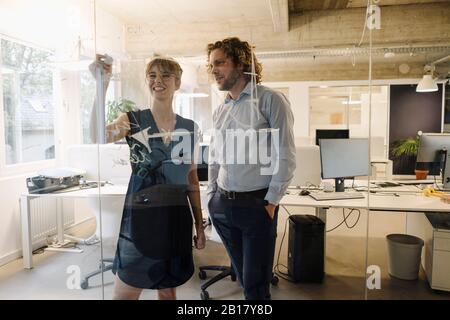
[265,203,276,219]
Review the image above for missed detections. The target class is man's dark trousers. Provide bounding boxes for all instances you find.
[208,190,278,300]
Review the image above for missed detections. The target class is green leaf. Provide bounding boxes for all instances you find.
[391,137,419,157]
[106,98,136,124]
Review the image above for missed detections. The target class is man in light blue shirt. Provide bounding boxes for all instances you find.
[206,37,296,300]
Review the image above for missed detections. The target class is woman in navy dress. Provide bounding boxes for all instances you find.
[91,56,206,300]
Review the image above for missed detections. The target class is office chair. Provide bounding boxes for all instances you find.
[66,144,128,290]
[80,258,114,289]
[198,218,237,300]
[79,197,122,290]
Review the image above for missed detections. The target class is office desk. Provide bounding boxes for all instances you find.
[20,185,127,269]
[21,185,450,269]
[281,188,450,222]
[20,184,210,269]
[280,187,450,273]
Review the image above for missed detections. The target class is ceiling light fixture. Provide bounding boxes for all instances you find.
[416,64,438,92]
[417,55,450,93]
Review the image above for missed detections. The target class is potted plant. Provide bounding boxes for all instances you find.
[106,98,136,124]
[106,98,137,143]
[391,136,428,179]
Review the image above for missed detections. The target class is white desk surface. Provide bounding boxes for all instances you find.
[23,184,210,198]
[23,185,128,198]
[23,183,450,213]
[281,185,450,213]
[20,182,450,270]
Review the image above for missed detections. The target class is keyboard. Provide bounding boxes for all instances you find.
[309,191,365,201]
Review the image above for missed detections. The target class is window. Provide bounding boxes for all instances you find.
[80,70,96,144]
[309,86,388,138]
[1,38,55,165]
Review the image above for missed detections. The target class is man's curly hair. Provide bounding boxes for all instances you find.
[207,37,262,84]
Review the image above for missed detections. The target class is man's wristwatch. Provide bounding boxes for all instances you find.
[263,200,269,206]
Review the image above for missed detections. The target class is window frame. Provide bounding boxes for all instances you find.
[0,35,57,177]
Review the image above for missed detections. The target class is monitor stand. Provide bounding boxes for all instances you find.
[335,178,345,192]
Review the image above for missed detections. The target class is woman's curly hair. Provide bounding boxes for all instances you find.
[207,37,262,84]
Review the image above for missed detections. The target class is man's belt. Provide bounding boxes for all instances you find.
[218,187,268,201]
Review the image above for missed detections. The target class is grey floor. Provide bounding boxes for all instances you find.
[0,218,449,300]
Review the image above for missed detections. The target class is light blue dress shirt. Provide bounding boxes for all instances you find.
[207,82,296,205]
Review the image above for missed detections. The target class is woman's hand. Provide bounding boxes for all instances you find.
[194,224,206,250]
[89,54,113,88]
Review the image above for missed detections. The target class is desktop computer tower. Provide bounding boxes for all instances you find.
[288,214,325,282]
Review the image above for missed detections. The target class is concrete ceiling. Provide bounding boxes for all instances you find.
[94,0,450,81]
[96,0,272,25]
[289,0,450,12]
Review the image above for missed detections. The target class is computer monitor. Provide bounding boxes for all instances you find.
[416,133,450,187]
[290,145,322,188]
[315,129,349,146]
[319,138,370,192]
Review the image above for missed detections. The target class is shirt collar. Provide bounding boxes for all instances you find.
[224,82,252,103]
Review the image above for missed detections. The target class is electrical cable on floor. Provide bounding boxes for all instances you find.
[32,248,45,255]
[326,208,360,232]
[273,205,295,282]
[343,208,361,229]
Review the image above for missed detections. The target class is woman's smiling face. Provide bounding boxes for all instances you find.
[148,66,180,100]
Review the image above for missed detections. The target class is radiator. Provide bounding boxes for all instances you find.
[30,197,75,247]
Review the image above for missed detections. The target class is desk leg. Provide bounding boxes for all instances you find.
[316,207,327,224]
[316,207,327,272]
[56,198,64,244]
[20,195,33,269]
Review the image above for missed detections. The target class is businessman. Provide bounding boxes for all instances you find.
[206,37,296,300]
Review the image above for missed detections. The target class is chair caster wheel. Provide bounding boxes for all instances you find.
[80,279,88,290]
[200,290,210,300]
[271,275,279,286]
[198,270,207,280]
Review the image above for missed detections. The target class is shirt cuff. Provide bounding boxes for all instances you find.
[264,190,283,206]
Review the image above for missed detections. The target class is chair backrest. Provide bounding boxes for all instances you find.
[65,144,131,185]
[291,145,322,187]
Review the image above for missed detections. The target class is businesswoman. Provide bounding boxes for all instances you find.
[90,55,206,300]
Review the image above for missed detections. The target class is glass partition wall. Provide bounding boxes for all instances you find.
[0,0,105,299]
[1,0,448,301]
[364,6,450,300]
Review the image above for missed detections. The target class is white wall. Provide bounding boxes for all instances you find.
[0,176,28,265]
[262,82,310,138]
[264,80,418,146]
